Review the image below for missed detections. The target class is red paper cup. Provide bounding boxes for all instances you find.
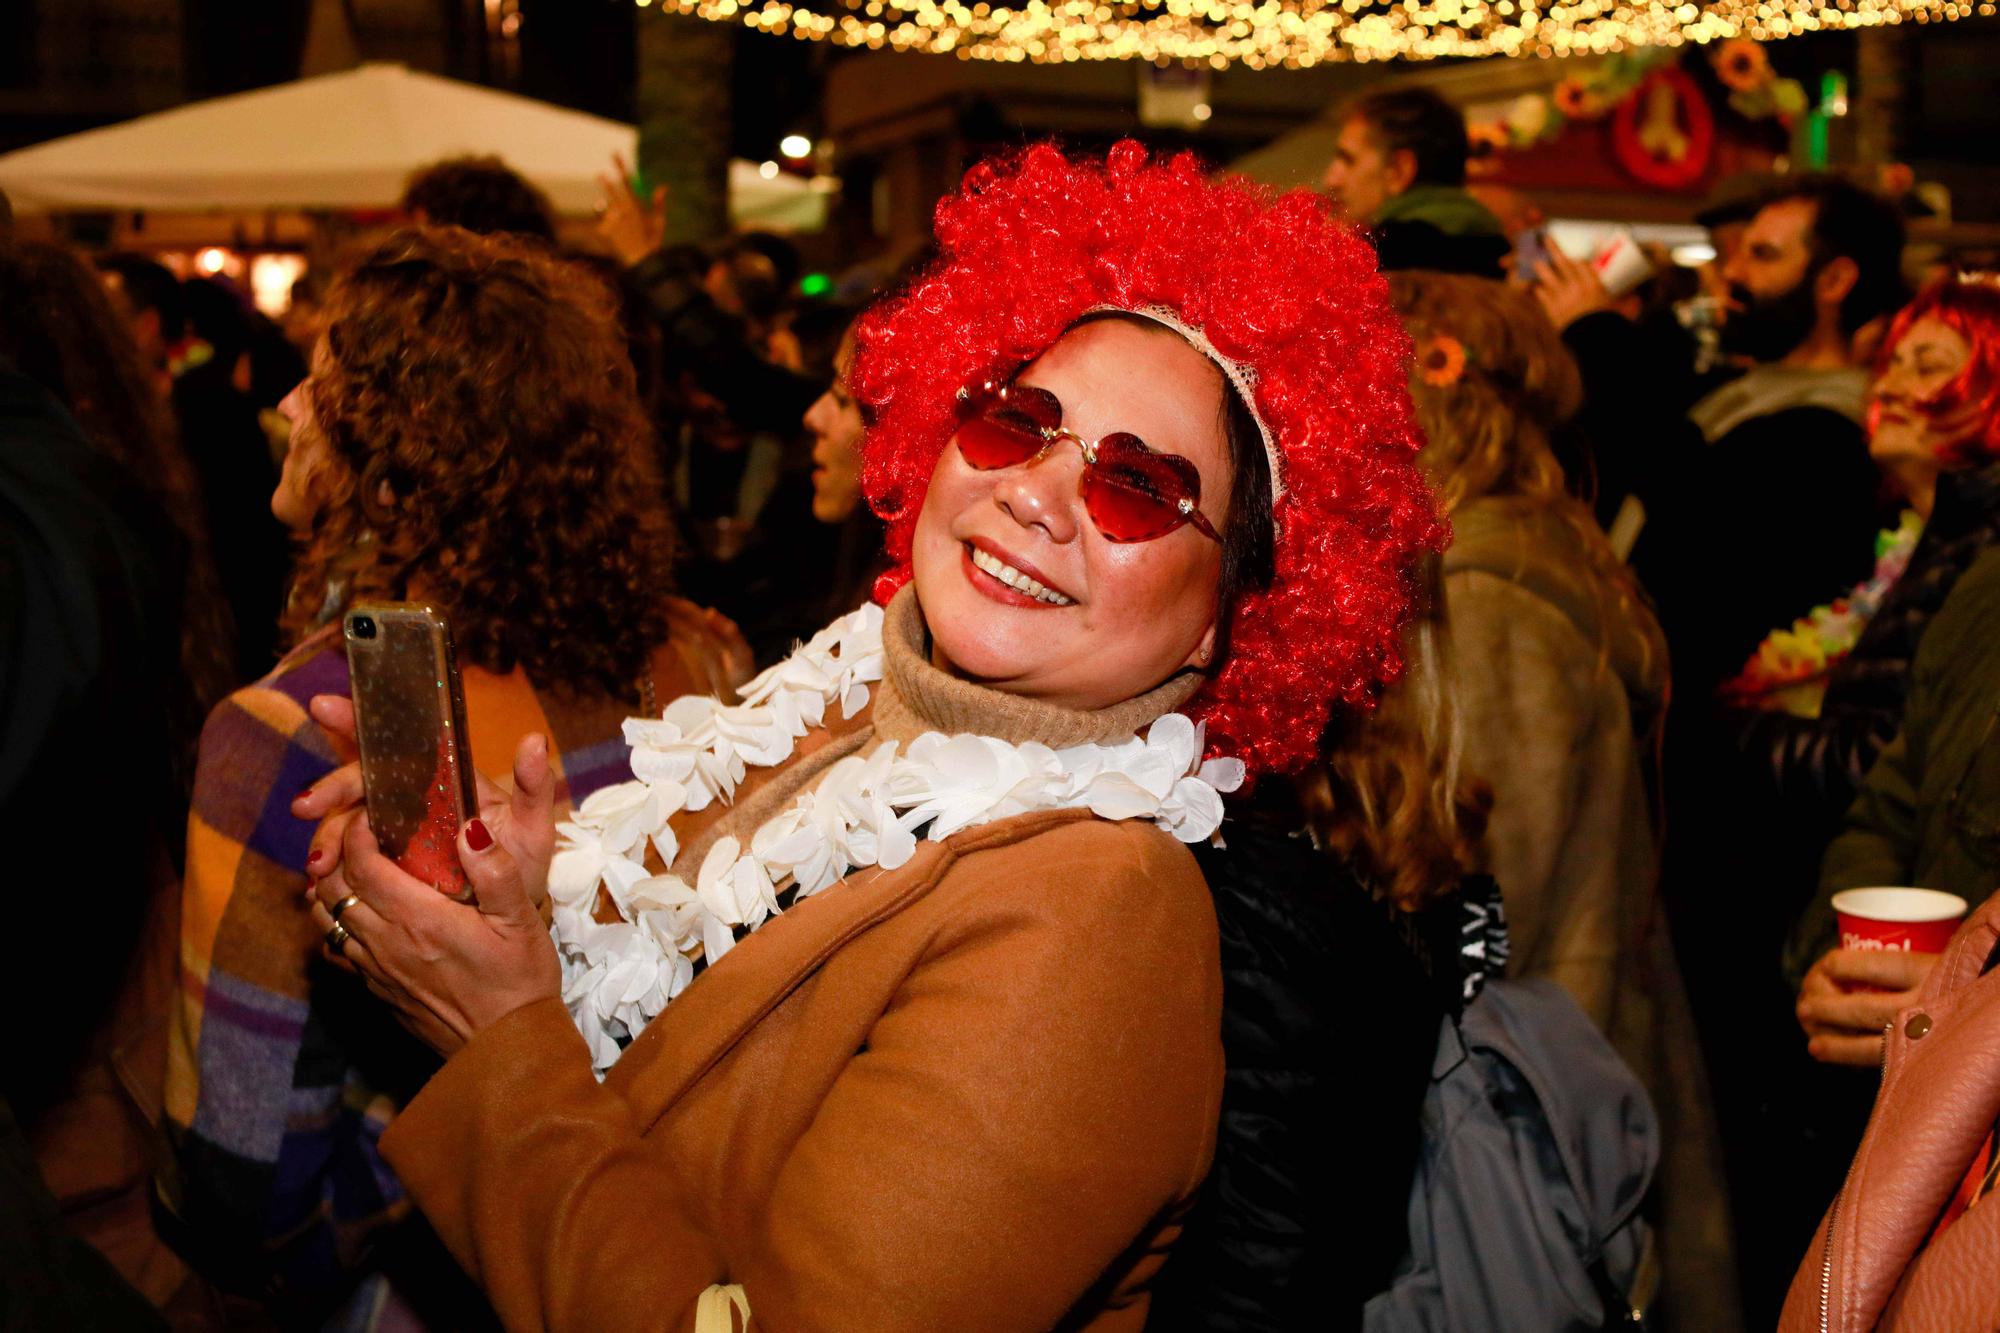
[1832,887,1968,956]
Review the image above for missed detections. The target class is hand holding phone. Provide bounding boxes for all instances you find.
[1511,226,1554,283]
[344,603,478,900]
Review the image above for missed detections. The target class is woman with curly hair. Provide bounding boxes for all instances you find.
[1390,270,1739,1331]
[293,143,1443,1330]
[165,226,747,1327]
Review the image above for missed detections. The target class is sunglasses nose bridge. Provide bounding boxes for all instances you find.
[991,440,1086,543]
[1044,428,1093,465]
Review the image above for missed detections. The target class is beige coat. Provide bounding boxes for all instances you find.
[1445,500,1667,1024]
[377,592,1226,1331]
[1446,499,1740,1331]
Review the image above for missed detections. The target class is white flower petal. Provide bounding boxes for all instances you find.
[1162,776,1225,842]
[702,911,737,965]
[1197,756,1246,794]
[1146,713,1200,773]
[1084,771,1164,821]
[547,842,605,907]
[877,819,918,870]
[662,694,722,732]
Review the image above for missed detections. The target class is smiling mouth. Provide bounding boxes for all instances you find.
[965,542,1075,606]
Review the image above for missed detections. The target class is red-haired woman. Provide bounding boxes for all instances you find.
[166,226,747,1326]
[1783,273,2000,1008]
[294,142,1445,1329]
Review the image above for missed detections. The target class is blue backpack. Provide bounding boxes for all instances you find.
[1363,974,1659,1332]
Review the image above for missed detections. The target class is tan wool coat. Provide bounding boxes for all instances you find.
[377,591,1227,1332]
[1445,500,1741,1332]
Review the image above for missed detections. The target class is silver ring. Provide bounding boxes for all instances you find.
[325,920,352,952]
[329,894,362,923]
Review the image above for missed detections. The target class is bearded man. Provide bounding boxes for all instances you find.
[1645,177,1905,695]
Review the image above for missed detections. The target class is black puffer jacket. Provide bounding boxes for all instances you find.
[1147,819,1457,1332]
[1734,460,2000,814]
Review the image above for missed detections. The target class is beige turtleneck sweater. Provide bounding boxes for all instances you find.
[672,586,1205,879]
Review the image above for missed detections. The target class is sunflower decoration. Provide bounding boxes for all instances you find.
[1416,333,1469,389]
[1878,162,1917,199]
[1552,77,1607,122]
[1712,38,1773,94]
[1467,121,1512,162]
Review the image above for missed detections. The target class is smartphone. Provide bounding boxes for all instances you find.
[1511,226,1552,282]
[344,602,477,901]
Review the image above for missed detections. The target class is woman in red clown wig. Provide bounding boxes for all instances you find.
[286,140,1444,1330]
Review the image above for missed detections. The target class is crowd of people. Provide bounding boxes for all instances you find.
[3,82,1998,1333]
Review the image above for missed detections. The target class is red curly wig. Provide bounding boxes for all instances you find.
[1874,270,2000,465]
[849,140,1445,778]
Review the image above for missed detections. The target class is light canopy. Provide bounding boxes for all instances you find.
[644,0,1991,67]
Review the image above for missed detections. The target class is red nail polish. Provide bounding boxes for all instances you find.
[295,786,315,804]
[306,849,323,869]
[465,818,493,852]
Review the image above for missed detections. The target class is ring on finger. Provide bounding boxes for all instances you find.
[329,894,362,923]
[325,919,352,952]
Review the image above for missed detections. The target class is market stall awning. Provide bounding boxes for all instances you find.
[0,63,633,214]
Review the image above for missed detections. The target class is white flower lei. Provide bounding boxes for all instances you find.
[548,602,1245,1072]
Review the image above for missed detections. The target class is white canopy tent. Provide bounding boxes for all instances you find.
[0,63,632,214]
[0,62,822,229]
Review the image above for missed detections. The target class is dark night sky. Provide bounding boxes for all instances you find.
[163,0,824,166]
[516,0,827,163]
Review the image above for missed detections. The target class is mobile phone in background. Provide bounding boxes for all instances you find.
[344,603,477,901]
[1511,226,1552,282]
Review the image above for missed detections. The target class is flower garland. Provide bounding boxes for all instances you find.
[1720,510,1924,715]
[547,602,1245,1072]
[1710,38,1809,126]
[1468,46,1806,167]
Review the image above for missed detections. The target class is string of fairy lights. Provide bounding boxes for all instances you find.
[631,0,1993,66]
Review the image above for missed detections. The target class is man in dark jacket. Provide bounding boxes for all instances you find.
[1321,87,1509,279]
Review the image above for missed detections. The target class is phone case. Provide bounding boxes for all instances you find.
[344,603,477,901]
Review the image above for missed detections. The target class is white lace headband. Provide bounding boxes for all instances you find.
[1083,303,1284,505]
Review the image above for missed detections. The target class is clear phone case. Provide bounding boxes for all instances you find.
[344,603,477,901]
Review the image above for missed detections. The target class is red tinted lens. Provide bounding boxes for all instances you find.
[956,414,1045,470]
[1082,433,1202,541]
[955,383,1061,470]
[1004,384,1063,432]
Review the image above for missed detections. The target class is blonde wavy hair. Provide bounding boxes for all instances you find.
[1303,557,1491,912]
[1389,271,1649,668]
[1304,274,1655,911]
[1390,271,1583,511]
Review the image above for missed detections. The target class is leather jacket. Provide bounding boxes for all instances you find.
[1780,889,2000,1331]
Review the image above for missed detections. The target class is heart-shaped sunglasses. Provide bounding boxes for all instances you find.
[952,379,1220,544]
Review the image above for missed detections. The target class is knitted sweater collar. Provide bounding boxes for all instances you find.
[872,585,1206,750]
